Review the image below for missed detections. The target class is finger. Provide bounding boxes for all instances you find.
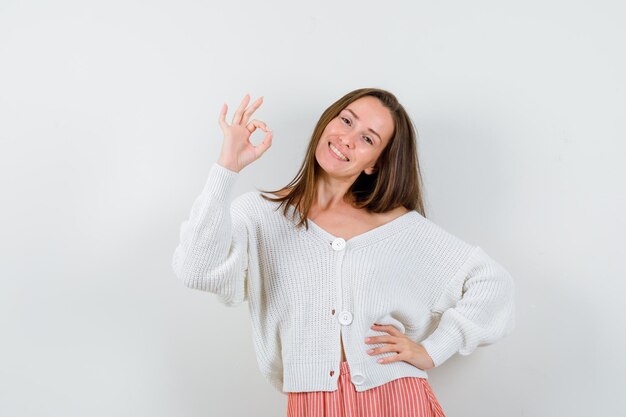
[368,344,402,355]
[371,324,403,336]
[232,94,251,125]
[253,130,273,159]
[241,96,264,125]
[376,352,404,364]
[246,119,269,134]
[218,103,229,130]
[366,335,397,345]
[367,346,384,355]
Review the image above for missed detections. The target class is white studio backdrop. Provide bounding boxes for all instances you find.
[1,1,624,416]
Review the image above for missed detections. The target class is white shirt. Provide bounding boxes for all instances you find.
[171,162,515,395]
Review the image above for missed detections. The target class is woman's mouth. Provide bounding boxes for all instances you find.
[328,142,349,161]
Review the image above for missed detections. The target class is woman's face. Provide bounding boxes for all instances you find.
[315,96,395,178]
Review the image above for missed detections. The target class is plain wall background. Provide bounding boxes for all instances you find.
[1,0,624,416]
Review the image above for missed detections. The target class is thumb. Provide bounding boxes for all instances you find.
[254,129,273,158]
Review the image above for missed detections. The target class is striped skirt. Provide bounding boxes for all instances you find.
[287,360,446,417]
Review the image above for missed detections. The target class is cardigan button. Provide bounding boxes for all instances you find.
[331,238,346,251]
[351,373,365,385]
[338,311,353,325]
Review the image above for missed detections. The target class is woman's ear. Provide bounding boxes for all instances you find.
[364,165,378,175]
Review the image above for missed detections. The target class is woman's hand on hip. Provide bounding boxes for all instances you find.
[217,94,273,173]
[365,324,436,371]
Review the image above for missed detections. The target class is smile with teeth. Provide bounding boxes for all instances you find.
[329,142,349,161]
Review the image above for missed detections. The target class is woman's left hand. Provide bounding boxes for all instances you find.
[365,324,435,371]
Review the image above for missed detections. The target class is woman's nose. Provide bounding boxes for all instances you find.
[337,139,352,150]
[339,132,357,147]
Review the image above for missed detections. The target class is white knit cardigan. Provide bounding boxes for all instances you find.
[172,162,516,394]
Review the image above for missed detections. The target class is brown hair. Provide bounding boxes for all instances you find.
[258,87,427,230]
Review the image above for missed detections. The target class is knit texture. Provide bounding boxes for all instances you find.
[172,162,515,395]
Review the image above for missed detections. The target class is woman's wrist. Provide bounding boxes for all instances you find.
[217,157,241,173]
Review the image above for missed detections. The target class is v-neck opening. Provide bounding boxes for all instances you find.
[306,211,415,244]
[291,204,419,248]
[263,194,422,249]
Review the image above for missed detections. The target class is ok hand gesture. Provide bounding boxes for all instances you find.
[217,94,273,173]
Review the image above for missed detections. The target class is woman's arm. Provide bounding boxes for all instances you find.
[171,162,250,307]
[172,94,272,306]
[420,246,516,367]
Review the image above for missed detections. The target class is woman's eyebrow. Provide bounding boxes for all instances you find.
[345,108,382,143]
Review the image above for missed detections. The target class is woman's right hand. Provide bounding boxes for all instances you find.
[217,94,273,173]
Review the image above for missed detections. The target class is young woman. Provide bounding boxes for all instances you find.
[172,88,515,417]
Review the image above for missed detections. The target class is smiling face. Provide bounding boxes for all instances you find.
[315,96,395,178]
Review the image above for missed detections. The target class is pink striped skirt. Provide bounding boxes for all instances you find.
[287,360,446,417]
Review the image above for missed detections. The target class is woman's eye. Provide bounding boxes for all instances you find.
[341,117,372,144]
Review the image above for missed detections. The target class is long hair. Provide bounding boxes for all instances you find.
[258,87,427,230]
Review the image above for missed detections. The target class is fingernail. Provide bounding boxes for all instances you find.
[365,338,371,342]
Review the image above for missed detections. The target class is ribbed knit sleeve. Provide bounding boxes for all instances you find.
[171,162,250,307]
[420,246,515,368]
